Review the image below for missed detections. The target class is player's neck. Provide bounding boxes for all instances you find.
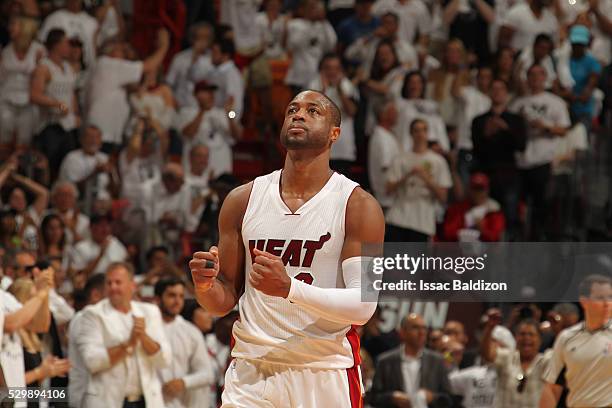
[282,152,332,193]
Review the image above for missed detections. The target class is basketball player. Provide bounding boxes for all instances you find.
[539,274,612,408]
[189,90,384,407]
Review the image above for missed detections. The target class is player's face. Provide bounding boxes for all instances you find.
[515,324,541,357]
[580,282,612,321]
[160,284,185,317]
[280,91,336,151]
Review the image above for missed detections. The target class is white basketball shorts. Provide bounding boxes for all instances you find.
[221,358,363,408]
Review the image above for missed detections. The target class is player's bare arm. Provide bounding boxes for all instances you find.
[189,182,252,316]
[341,186,385,261]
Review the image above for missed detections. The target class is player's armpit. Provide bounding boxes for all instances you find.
[341,187,385,261]
[194,182,252,316]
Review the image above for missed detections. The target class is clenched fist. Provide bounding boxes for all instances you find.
[190,246,219,292]
[250,248,291,298]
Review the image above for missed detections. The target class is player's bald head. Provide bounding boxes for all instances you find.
[292,90,341,128]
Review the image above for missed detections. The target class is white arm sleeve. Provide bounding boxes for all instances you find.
[286,257,377,326]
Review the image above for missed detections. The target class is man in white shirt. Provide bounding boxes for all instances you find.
[178,80,240,177]
[308,53,359,176]
[385,118,452,241]
[76,262,171,408]
[144,163,190,232]
[219,0,263,58]
[540,274,612,408]
[70,213,128,277]
[87,29,169,149]
[285,0,337,92]
[345,11,419,75]
[68,273,105,408]
[510,63,571,240]
[369,99,401,210]
[192,39,245,121]
[498,0,559,52]
[372,0,431,45]
[166,23,215,109]
[59,125,114,202]
[155,277,215,408]
[38,0,99,66]
[48,181,90,245]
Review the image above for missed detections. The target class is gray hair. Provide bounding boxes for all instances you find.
[552,303,580,317]
[51,180,79,198]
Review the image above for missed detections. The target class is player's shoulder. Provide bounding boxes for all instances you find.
[346,186,384,224]
[218,180,254,227]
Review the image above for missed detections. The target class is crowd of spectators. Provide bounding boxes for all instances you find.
[0,0,611,407]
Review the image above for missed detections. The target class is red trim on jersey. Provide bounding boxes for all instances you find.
[346,325,362,366]
[346,365,363,408]
[346,325,363,407]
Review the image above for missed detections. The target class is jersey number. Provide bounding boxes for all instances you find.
[294,272,314,285]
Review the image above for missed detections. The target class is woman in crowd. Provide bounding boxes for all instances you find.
[396,70,450,153]
[0,15,44,155]
[8,277,71,405]
[360,39,406,134]
[427,38,470,129]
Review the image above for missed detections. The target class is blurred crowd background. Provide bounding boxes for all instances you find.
[0,0,611,407]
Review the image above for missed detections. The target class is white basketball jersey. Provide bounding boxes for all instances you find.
[232,170,361,369]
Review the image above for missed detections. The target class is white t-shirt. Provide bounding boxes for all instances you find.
[118,149,163,211]
[159,316,214,408]
[0,42,45,106]
[87,56,144,144]
[344,36,418,77]
[39,9,99,66]
[143,180,190,228]
[517,47,574,90]
[395,98,450,152]
[70,236,128,275]
[284,18,337,88]
[255,12,288,59]
[204,61,244,120]
[386,149,452,235]
[450,365,498,408]
[552,123,588,175]
[308,77,360,161]
[502,3,558,51]
[510,91,571,168]
[58,150,111,200]
[557,0,612,64]
[457,86,491,150]
[0,290,25,390]
[166,49,213,108]
[368,125,401,208]
[372,0,432,42]
[220,0,264,54]
[177,107,234,177]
